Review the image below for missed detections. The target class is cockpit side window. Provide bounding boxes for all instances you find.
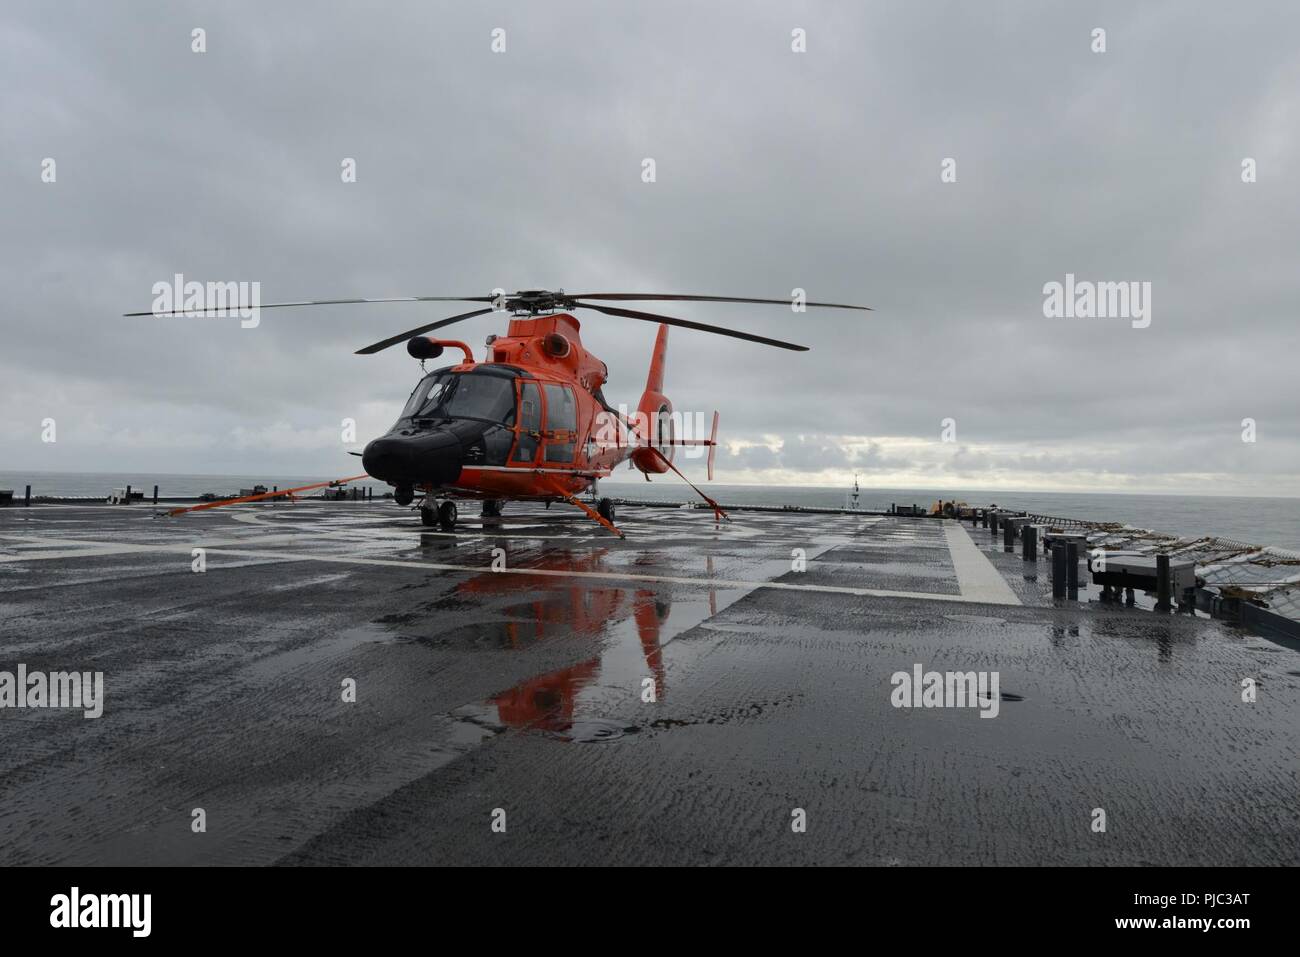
[399,372,449,421]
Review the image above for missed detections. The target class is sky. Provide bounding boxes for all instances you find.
[2,0,1298,495]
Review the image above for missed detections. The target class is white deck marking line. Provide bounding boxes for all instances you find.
[228,511,766,542]
[0,534,1009,607]
[0,546,145,562]
[0,531,307,553]
[818,540,952,551]
[234,519,597,542]
[943,521,1021,606]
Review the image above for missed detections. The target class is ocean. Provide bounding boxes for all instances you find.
[3,470,1298,551]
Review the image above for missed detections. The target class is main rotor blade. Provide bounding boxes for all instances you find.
[355,307,496,355]
[575,303,809,352]
[124,295,494,318]
[572,293,871,311]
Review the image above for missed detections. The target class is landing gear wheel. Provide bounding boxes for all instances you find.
[420,502,438,527]
[437,499,458,531]
[597,497,616,523]
[481,499,502,518]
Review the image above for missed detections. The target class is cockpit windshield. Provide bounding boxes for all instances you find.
[398,370,517,425]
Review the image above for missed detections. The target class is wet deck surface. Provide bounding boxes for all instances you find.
[2,502,1298,866]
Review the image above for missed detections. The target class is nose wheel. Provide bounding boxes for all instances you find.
[421,498,458,530]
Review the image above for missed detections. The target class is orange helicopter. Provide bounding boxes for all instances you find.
[129,289,870,535]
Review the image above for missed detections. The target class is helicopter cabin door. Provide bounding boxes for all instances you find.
[541,383,577,465]
[510,380,542,465]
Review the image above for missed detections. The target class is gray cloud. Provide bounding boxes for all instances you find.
[2,0,1297,494]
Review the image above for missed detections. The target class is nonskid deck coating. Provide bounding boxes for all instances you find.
[1,502,1297,865]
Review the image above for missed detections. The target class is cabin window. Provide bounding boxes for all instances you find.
[543,384,577,463]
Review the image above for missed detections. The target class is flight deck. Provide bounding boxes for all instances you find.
[1,501,1298,866]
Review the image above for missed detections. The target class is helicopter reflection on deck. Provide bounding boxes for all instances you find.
[452,549,717,738]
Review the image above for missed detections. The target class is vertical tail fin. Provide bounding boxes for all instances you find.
[632,324,672,474]
[644,323,668,394]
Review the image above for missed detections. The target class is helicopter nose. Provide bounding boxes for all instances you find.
[362,431,464,487]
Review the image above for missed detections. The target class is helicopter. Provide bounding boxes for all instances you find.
[127,288,870,535]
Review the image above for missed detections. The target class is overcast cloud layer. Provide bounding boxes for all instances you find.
[2,0,1297,495]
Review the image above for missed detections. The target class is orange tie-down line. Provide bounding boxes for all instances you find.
[164,475,371,517]
[644,447,729,523]
[600,409,728,523]
[542,476,625,539]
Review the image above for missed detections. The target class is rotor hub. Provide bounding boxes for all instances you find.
[506,289,577,315]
